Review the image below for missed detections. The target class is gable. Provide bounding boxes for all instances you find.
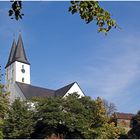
[55,82,75,97]
[63,82,85,98]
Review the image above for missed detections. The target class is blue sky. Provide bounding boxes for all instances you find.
[1,1,140,113]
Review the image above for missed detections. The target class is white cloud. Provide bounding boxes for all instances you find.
[74,34,140,113]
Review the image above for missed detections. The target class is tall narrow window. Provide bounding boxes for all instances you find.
[21,65,25,73]
[22,77,24,83]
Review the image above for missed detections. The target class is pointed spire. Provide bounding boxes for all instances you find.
[5,34,30,68]
[14,34,30,64]
[5,39,17,68]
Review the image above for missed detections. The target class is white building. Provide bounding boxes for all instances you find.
[5,34,85,102]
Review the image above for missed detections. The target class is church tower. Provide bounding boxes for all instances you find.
[5,34,30,93]
[5,34,85,102]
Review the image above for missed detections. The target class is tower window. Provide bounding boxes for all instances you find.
[21,65,25,73]
[22,78,24,83]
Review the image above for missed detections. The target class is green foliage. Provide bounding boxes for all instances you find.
[0,91,122,139]
[69,1,117,34]
[0,92,9,139]
[31,94,121,139]
[0,119,4,139]
[95,122,122,139]
[31,96,67,138]
[3,99,36,139]
[118,127,128,139]
[0,85,9,119]
[9,1,116,34]
[0,81,9,139]
[128,111,140,138]
[9,1,24,20]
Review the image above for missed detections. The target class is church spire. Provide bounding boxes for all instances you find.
[14,34,30,65]
[5,34,30,68]
[5,39,16,68]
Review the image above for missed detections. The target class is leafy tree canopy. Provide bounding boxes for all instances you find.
[8,1,117,34]
[128,111,140,138]
[0,85,9,119]
[31,94,121,139]
[3,99,36,139]
[1,93,124,139]
[0,67,9,139]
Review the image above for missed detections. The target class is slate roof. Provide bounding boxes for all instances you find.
[5,34,30,68]
[16,82,76,99]
[55,82,75,97]
[16,82,55,99]
[114,112,135,120]
[5,39,17,68]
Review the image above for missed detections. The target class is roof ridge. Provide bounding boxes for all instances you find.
[55,82,75,91]
[55,82,76,97]
[115,112,135,115]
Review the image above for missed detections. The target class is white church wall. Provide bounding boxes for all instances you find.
[5,63,15,92]
[8,83,26,103]
[14,83,26,100]
[15,61,30,84]
[63,82,85,98]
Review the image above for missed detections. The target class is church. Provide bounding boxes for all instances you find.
[5,34,85,102]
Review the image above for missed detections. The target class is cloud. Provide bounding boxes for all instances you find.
[73,34,140,113]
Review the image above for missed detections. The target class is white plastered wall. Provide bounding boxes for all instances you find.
[5,61,30,103]
[63,82,85,98]
[9,83,26,103]
[15,61,30,84]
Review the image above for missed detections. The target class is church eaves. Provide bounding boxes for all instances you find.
[5,34,30,68]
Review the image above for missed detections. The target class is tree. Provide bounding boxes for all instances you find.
[3,99,36,139]
[0,85,9,119]
[69,1,117,34]
[0,67,9,139]
[31,94,121,139]
[8,1,117,34]
[103,99,117,116]
[0,86,9,139]
[128,111,140,138]
[31,96,66,139]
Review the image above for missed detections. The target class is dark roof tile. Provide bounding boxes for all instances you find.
[16,82,78,99]
[5,34,30,68]
[55,82,75,97]
[5,39,16,68]
[16,82,55,99]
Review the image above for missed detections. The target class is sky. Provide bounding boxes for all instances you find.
[0,1,140,114]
